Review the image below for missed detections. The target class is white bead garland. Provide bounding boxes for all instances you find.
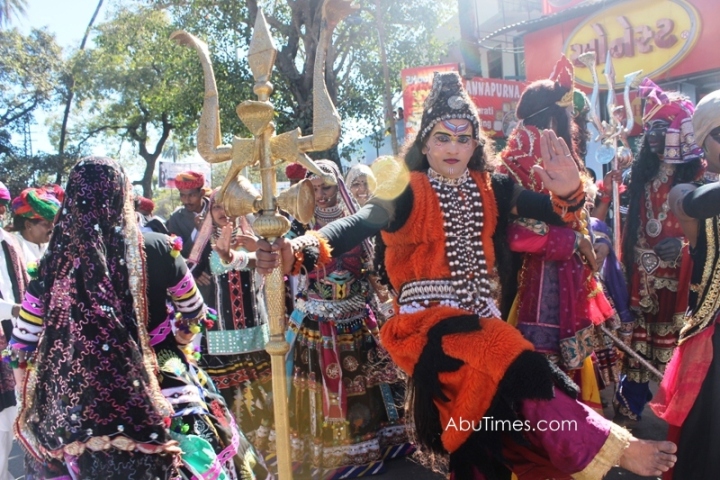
[428,168,499,317]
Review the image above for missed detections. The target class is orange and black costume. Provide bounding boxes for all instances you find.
[293,169,630,479]
[290,73,632,479]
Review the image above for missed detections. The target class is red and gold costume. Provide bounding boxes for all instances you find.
[497,56,615,411]
[615,78,702,421]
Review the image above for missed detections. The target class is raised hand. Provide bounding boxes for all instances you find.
[532,130,581,198]
[234,234,259,253]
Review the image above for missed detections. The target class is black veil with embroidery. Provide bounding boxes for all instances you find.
[20,157,173,456]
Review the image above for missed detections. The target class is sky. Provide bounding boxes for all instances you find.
[15,0,395,169]
[19,0,108,48]
[17,0,111,155]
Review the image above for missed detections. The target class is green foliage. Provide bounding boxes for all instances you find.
[73,9,202,143]
[0,28,70,192]
[67,7,207,197]
[0,0,454,197]
[0,151,77,196]
[0,28,65,130]
[147,0,453,154]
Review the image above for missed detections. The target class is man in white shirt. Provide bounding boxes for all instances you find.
[0,181,27,480]
[10,187,61,264]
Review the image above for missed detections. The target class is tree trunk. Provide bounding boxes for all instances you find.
[132,115,172,198]
[135,154,158,199]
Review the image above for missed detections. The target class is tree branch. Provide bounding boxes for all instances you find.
[0,99,41,128]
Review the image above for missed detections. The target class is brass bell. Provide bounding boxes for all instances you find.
[277,178,315,224]
[220,173,262,217]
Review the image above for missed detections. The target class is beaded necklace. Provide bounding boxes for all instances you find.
[315,204,344,227]
[428,168,498,317]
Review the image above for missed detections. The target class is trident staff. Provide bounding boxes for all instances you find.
[171,1,357,478]
[602,52,642,254]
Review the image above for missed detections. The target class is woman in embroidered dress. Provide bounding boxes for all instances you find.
[189,190,275,458]
[285,160,412,479]
[497,55,616,414]
[9,157,268,479]
[615,79,704,424]
[257,72,677,480]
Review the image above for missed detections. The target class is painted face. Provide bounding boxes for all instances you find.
[704,127,720,174]
[210,201,235,227]
[422,119,477,179]
[645,119,670,155]
[349,175,370,205]
[179,188,204,213]
[311,177,339,208]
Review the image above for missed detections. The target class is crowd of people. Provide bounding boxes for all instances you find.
[0,54,717,480]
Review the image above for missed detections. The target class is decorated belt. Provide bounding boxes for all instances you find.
[398,279,457,305]
[297,295,367,322]
[398,279,500,318]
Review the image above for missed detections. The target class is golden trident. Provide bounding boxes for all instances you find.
[171,1,357,477]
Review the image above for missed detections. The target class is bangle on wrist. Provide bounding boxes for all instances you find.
[220,250,235,266]
[219,249,249,270]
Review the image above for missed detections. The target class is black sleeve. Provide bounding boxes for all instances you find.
[491,173,564,226]
[491,174,515,222]
[143,232,202,330]
[318,186,413,256]
[515,189,565,226]
[318,202,391,256]
[683,182,720,219]
[491,174,523,318]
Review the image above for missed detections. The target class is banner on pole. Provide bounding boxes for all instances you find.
[158,161,212,189]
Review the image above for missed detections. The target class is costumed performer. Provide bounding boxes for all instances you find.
[256,72,676,480]
[497,55,615,412]
[615,78,703,423]
[283,160,412,479]
[8,157,269,479]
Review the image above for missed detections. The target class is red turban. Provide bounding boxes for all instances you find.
[136,196,155,214]
[174,171,205,190]
[285,163,308,181]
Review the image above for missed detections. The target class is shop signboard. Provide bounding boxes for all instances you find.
[401,65,526,139]
[563,0,701,88]
[158,161,212,189]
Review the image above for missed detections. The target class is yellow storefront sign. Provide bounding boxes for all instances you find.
[563,0,700,88]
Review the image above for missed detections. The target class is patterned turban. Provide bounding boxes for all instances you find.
[11,187,62,221]
[174,171,205,190]
[419,71,481,142]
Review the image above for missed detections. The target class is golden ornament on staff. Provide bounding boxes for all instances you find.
[170,1,357,477]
